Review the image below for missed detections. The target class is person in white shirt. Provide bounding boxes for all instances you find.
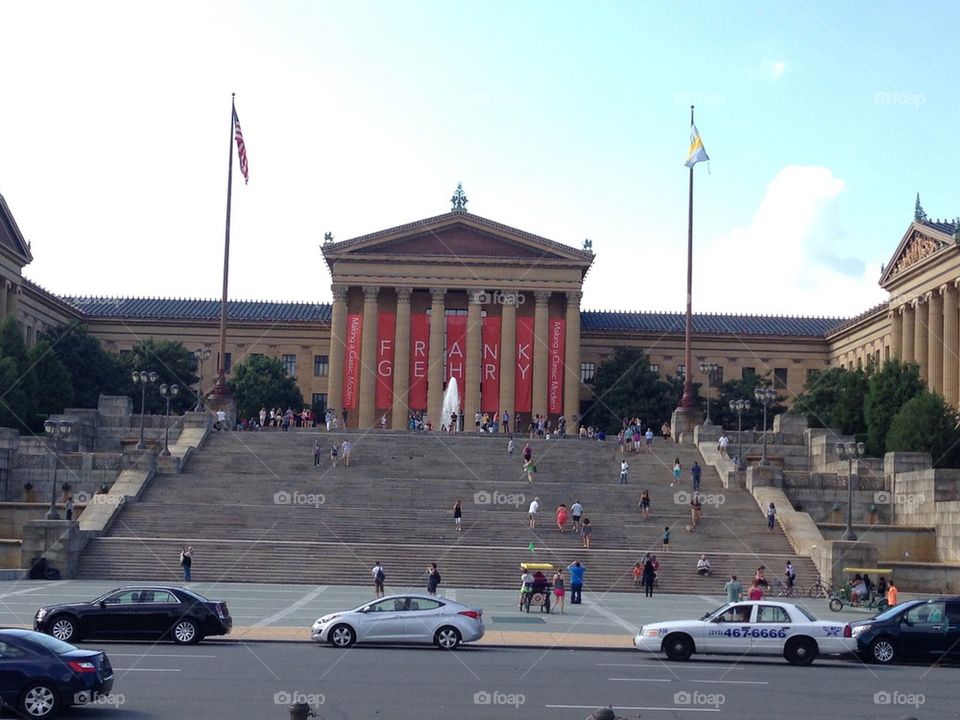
[718,432,730,458]
[571,501,584,532]
[697,554,711,576]
[528,497,540,529]
[341,440,352,467]
[216,409,226,431]
[619,460,629,485]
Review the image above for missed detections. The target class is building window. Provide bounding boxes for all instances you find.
[119,349,131,357]
[649,363,660,374]
[884,345,890,361]
[580,362,596,383]
[774,367,788,389]
[710,365,724,385]
[312,393,327,415]
[282,354,297,376]
[677,364,686,379]
[313,355,329,377]
[742,367,755,380]
[217,352,233,374]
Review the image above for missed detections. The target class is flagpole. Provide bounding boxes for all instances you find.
[678,104,696,410]
[213,93,235,395]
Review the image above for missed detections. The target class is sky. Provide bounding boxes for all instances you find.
[1,0,958,318]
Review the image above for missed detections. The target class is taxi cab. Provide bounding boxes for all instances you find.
[634,600,855,665]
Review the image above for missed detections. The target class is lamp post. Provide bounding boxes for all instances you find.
[193,348,212,411]
[43,420,72,520]
[729,399,750,470]
[159,383,181,457]
[754,386,777,466]
[698,362,720,425]
[836,441,865,541]
[132,370,159,449]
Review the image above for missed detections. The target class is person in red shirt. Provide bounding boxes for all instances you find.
[747,579,764,600]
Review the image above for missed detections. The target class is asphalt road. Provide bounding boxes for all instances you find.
[32,642,955,720]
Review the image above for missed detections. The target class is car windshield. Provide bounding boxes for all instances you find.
[24,632,77,655]
[701,603,734,621]
[872,603,911,622]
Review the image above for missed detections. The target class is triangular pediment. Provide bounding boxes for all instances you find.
[322,211,594,266]
[0,192,34,266]
[879,221,954,288]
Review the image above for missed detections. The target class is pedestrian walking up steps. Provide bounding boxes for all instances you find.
[77,431,819,594]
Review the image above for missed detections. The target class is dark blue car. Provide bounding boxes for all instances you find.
[850,597,960,664]
[0,629,113,717]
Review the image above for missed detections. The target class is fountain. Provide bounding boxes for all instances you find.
[441,378,460,432]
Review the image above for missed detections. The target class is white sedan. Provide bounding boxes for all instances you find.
[311,594,484,650]
[634,600,856,665]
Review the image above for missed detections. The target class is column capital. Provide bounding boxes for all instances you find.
[923,290,935,303]
[430,287,447,302]
[911,296,923,307]
[395,287,413,302]
[467,290,485,305]
[565,290,582,305]
[534,290,551,306]
[331,284,349,301]
[940,283,950,296]
[362,285,380,300]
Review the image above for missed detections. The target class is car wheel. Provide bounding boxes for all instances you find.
[435,626,462,650]
[663,633,694,661]
[869,637,897,664]
[829,598,843,612]
[48,615,78,642]
[172,619,199,644]
[20,682,60,718]
[329,624,356,648]
[784,637,818,666]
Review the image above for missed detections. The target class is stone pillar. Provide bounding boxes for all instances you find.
[914,298,928,383]
[943,283,959,407]
[464,292,483,429]
[564,291,582,429]
[391,288,412,429]
[326,285,348,419]
[889,308,902,361]
[901,303,915,364]
[499,293,517,430]
[0,280,7,319]
[927,290,943,395]
[532,290,550,418]
[7,283,19,318]
[358,285,380,428]
[427,288,446,426]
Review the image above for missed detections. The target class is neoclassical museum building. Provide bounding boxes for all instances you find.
[1,188,958,427]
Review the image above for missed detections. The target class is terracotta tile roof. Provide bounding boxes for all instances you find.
[580,310,843,337]
[62,297,331,323]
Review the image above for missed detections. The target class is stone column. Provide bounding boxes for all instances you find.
[532,290,550,418]
[927,290,943,395]
[499,294,517,429]
[325,285,348,419]
[464,292,483,429]
[7,283,19,318]
[901,303,915,364]
[889,308,902,361]
[358,285,379,429]
[427,288,447,426]
[943,283,959,407]
[564,291,582,428]
[391,288,412,429]
[914,298,928,383]
[0,280,8,319]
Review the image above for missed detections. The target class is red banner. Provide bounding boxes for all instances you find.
[515,316,534,413]
[548,318,565,414]
[375,312,395,409]
[409,313,429,410]
[481,316,501,413]
[342,313,362,411]
[446,314,467,408]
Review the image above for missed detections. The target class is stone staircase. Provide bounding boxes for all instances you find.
[77,430,818,594]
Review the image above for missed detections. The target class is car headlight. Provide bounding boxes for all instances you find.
[851,624,870,637]
[642,628,661,637]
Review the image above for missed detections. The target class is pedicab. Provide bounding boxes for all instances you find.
[519,563,554,613]
[828,567,892,612]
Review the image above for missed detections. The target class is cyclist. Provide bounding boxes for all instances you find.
[784,561,796,595]
[755,565,769,589]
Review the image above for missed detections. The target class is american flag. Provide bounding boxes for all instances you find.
[233,108,249,184]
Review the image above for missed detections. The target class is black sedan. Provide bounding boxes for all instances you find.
[34,586,231,645]
[850,597,960,664]
[0,628,113,718]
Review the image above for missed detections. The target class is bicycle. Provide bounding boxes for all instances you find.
[771,577,797,598]
[807,577,831,599]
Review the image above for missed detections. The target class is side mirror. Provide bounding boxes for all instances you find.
[99,601,107,609]
[902,617,913,626]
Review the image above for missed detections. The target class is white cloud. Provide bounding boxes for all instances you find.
[766,59,788,79]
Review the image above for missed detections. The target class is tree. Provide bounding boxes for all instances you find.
[41,323,127,409]
[120,339,199,415]
[713,372,786,431]
[793,366,869,436]
[580,347,687,434]
[228,355,304,421]
[886,392,960,467]
[0,317,37,430]
[864,360,925,456]
[28,340,74,424]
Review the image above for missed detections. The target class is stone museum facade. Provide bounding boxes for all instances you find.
[1,188,958,427]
